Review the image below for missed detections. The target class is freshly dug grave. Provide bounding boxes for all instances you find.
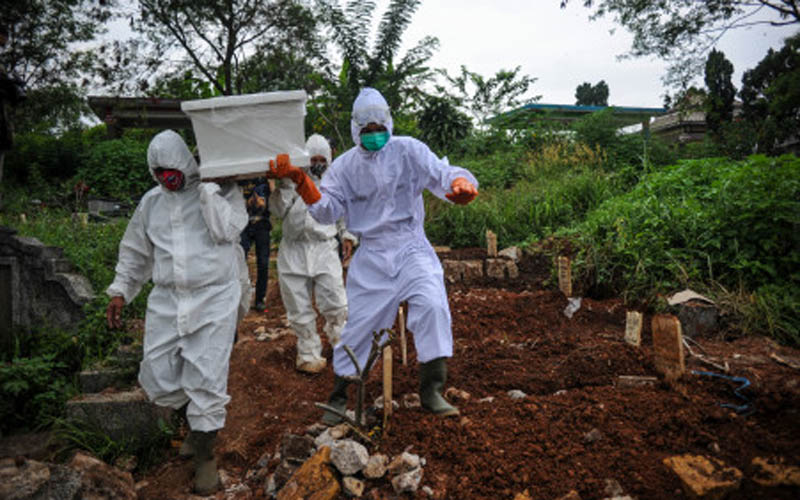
[136,248,800,499]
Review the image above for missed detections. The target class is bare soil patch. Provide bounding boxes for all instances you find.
[136,248,800,499]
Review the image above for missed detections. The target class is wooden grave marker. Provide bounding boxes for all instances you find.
[625,311,643,347]
[652,314,685,382]
[486,229,497,257]
[558,256,572,297]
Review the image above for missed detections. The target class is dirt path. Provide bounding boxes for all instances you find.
[136,249,800,499]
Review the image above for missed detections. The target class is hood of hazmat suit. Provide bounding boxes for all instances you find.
[106,129,247,432]
[350,87,393,148]
[305,133,332,165]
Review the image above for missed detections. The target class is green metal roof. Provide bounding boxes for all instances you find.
[494,103,668,127]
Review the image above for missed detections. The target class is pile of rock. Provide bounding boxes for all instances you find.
[250,425,428,499]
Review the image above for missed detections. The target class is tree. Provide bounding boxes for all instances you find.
[740,32,800,154]
[704,49,736,137]
[308,0,439,148]
[0,0,114,189]
[438,65,539,127]
[575,80,609,106]
[132,0,322,96]
[560,1,800,90]
[417,95,472,154]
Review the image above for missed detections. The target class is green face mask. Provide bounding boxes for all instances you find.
[360,131,390,151]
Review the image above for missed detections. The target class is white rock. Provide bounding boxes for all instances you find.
[507,389,527,400]
[392,467,424,494]
[331,439,369,476]
[387,452,421,475]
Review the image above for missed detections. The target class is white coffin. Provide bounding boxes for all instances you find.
[181,90,308,180]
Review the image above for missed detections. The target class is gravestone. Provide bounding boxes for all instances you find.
[0,262,12,355]
[652,314,685,382]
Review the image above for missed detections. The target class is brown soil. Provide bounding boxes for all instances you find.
[136,248,800,500]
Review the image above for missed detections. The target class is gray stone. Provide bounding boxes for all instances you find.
[603,478,624,497]
[280,434,315,464]
[676,300,719,338]
[0,228,95,338]
[64,388,174,443]
[330,439,369,476]
[507,389,527,400]
[391,467,423,494]
[313,428,335,449]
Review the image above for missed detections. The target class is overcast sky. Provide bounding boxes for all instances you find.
[387,1,798,108]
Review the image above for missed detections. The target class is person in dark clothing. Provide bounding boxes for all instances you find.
[238,177,272,312]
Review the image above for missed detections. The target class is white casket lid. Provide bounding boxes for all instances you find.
[180,90,307,112]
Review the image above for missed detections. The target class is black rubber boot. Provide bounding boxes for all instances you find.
[420,357,460,417]
[192,430,220,495]
[321,376,350,426]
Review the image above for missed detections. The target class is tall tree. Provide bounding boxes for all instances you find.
[438,65,539,127]
[1,0,114,189]
[704,49,736,137]
[575,80,609,106]
[132,0,321,96]
[740,32,800,153]
[308,0,439,148]
[560,1,800,89]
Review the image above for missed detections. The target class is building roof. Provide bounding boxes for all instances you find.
[88,96,192,132]
[495,103,668,127]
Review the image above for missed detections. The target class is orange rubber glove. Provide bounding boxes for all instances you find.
[268,154,321,205]
[446,177,478,205]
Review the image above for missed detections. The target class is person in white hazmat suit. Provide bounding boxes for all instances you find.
[105,130,247,495]
[268,88,479,424]
[270,134,357,374]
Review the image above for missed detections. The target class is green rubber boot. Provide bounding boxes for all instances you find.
[321,376,350,426]
[177,404,194,458]
[179,430,195,459]
[420,357,460,417]
[192,430,220,495]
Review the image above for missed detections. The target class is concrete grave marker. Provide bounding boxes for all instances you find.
[558,256,572,297]
[486,230,497,257]
[652,314,685,381]
[624,311,643,347]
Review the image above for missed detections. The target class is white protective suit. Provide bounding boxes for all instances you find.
[308,88,479,376]
[106,130,248,432]
[270,134,356,366]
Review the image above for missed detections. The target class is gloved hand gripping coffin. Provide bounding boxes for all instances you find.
[181,90,308,181]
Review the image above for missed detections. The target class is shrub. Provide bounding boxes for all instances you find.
[564,154,800,344]
[0,354,76,433]
[76,138,154,201]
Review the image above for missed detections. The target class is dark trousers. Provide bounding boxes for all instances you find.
[240,220,270,304]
